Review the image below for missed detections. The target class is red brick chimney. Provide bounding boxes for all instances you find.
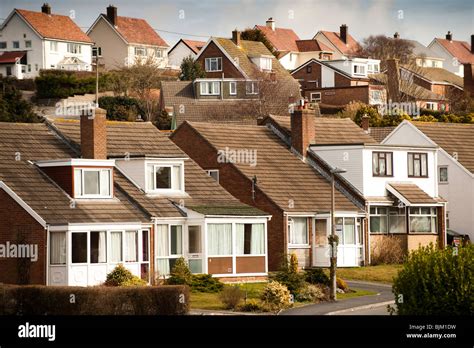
[386,58,401,102]
[232,29,241,47]
[361,114,370,132]
[445,31,452,41]
[41,3,51,15]
[291,100,315,156]
[463,63,474,97]
[80,108,108,159]
[340,24,348,44]
[106,5,117,26]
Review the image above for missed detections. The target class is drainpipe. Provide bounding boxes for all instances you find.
[366,202,371,265]
[251,175,257,201]
[45,224,50,285]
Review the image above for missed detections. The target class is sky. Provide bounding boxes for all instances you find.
[1,0,473,47]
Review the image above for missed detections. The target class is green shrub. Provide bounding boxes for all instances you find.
[0,284,189,315]
[260,281,292,312]
[190,274,224,293]
[304,268,330,285]
[295,284,326,302]
[336,277,349,291]
[393,244,473,315]
[0,78,40,123]
[105,264,134,286]
[98,96,144,121]
[270,253,305,294]
[219,285,244,310]
[239,299,265,312]
[166,257,193,286]
[122,277,147,287]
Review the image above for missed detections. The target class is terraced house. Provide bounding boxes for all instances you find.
[0,108,269,286]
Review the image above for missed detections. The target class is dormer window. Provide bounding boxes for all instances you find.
[146,162,184,193]
[260,57,272,71]
[205,57,222,72]
[353,64,366,76]
[74,168,112,198]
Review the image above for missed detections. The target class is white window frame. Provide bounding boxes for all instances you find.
[236,223,266,256]
[425,102,438,111]
[369,207,388,234]
[154,48,163,58]
[67,43,81,54]
[310,92,321,102]
[229,81,237,96]
[206,169,219,183]
[200,81,220,96]
[74,168,113,199]
[246,81,259,95]
[134,47,146,56]
[205,57,222,72]
[50,41,58,52]
[370,89,383,103]
[438,166,448,184]
[409,207,438,234]
[155,224,184,276]
[288,217,309,247]
[353,64,366,76]
[147,162,184,193]
[260,57,272,71]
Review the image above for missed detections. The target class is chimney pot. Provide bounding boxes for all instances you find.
[266,17,275,31]
[340,24,348,44]
[80,108,108,159]
[232,29,241,46]
[446,31,452,41]
[41,3,51,15]
[106,5,117,26]
[394,32,400,39]
[291,105,315,156]
[361,114,370,132]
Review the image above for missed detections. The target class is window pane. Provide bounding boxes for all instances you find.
[188,226,202,254]
[74,169,82,196]
[142,230,149,262]
[172,165,181,190]
[156,225,169,257]
[291,218,308,244]
[110,231,123,262]
[386,153,392,175]
[408,154,413,176]
[372,153,379,175]
[84,171,100,195]
[410,216,431,233]
[146,164,154,191]
[344,218,355,244]
[389,215,405,233]
[100,170,110,196]
[72,233,87,263]
[189,259,202,274]
[125,231,138,262]
[439,167,448,182]
[155,167,171,189]
[90,231,107,263]
[335,217,344,242]
[208,223,232,255]
[50,232,66,265]
[170,225,182,255]
[421,154,427,176]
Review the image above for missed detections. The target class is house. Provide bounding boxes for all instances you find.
[254,18,334,70]
[0,109,269,286]
[264,111,446,259]
[160,30,300,126]
[0,3,93,79]
[382,120,474,242]
[428,32,474,77]
[313,25,361,59]
[291,57,384,107]
[392,32,444,68]
[167,39,206,70]
[87,5,169,69]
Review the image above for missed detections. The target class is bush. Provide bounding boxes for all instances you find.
[105,264,134,286]
[190,274,224,293]
[304,268,330,285]
[166,257,193,286]
[0,78,40,123]
[239,299,265,312]
[392,244,473,315]
[336,277,349,292]
[270,253,305,294]
[220,285,244,310]
[98,96,144,121]
[370,235,405,265]
[260,281,292,312]
[295,284,326,302]
[0,284,189,315]
[122,277,147,287]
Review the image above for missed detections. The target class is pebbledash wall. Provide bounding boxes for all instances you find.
[0,189,46,284]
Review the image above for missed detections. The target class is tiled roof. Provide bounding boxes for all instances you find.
[403,66,463,88]
[182,40,206,54]
[387,183,439,204]
[368,127,396,143]
[0,51,26,64]
[411,121,474,174]
[295,39,333,53]
[267,115,378,145]
[183,121,360,212]
[318,31,360,56]
[15,9,92,43]
[101,14,168,46]
[255,25,300,52]
[0,122,148,224]
[405,40,443,60]
[51,120,265,217]
[434,38,474,64]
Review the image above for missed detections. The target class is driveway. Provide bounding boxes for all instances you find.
[280,280,394,315]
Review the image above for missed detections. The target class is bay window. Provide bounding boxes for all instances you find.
[409,207,437,233]
[288,217,308,245]
[236,223,265,255]
[74,168,112,198]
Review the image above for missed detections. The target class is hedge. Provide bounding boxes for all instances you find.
[0,284,189,315]
[98,96,145,121]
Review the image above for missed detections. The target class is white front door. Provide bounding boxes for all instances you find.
[313,219,330,267]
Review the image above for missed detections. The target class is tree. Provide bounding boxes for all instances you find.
[357,35,414,70]
[179,55,205,81]
[0,78,40,123]
[241,28,277,57]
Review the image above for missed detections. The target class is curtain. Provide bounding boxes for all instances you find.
[50,232,66,265]
[98,231,107,263]
[156,259,170,276]
[100,170,110,196]
[156,225,169,257]
[343,218,355,245]
[291,218,308,244]
[236,224,245,254]
[146,164,154,191]
[250,224,265,254]
[172,165,181,190]
[110,231,122,262]
[125,231,138,262]
[170,226,182,255]
[208,224,232,255]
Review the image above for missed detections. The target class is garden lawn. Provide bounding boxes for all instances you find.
[331,264,403,284]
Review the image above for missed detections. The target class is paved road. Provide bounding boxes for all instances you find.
[280,280,394,315]
[338,304,391,315]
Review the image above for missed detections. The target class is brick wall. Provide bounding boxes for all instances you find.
[303,85,369,105]
[80,108,107,160]
[196,41,244,79]
[292,61,322,90]
[171,123,286,270]
[0,189,46,285]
